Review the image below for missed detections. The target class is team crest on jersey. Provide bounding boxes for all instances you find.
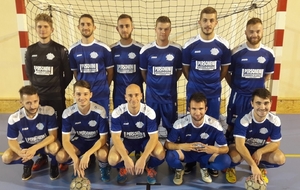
[88,120,97,127]
[166,54,174,61]
[259,127,268,134]
[90,51,98,59]
[36,123,44,130]
[200,132,209,139]
[210,48,219,56]
[257,56,266,64]
[135,121,144,128]
[128,52,136,59]
[46,53,55,60]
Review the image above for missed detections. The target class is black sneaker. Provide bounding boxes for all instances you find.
[22,160,34,180]
[184,162,196,174]
[50,164,59,180]
[208,168,219,177]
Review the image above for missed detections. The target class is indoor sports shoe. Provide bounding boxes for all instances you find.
[22,160,34,180]
[117,168,128,184]
[32,155,48,171]
[145,166,157,184]
[184,162,196,174]
[200,168,212,183]
[59,163,69,172]
[226,168,236,183]
[208,168,219,177]
[49,164,59,180]
[100,166,110,182]
[260,168,269,184]
[173,169,184,185]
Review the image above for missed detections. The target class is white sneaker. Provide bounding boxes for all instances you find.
[173,169,184,185]
[200,168,212,183]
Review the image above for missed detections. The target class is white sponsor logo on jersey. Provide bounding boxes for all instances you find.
[245,137,265,147]
[32,54,37,57]
[75,122,81,125]
[241,69,264,78]
[22,127,29,131]
[210,48,219,56]
[46,53,55,60]
[114,54,120,57]
[25,134,47,144]
[88,120,97,127]
[77,130,98,139]
[195,61,217,71]
[123,131,145,139]
[194,50,201,53]
[153,66,173,76]
[135,121,144,128]
[241,58,248,61]
[166,54,174,61]
[123,122,129,125]
[257,56,266,64]
[117,64,136,74]
[200,132,209,139]
[76,54,82,57]
[128,52,136,59]
[80,63,98,73]
[90,51,98,59]
[36,123,44,130]
[151,56,157,59]
[34,66,54,75]
[260,127,268,134]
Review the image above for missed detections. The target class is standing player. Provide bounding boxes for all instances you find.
[225,88,285,184]
[108,84,165,184]
[182,6,231,176]
[165,92,230,185]
[2,85,60,180]
[25,13,73,172]
[111,14,143,108]
[69,14,113,115]
[225,17,275,144]
[140,16,182,134]
[55,80,110,181]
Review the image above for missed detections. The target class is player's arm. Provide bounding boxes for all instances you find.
[62,133,78,161]
[140,133,158,160]
[264,74,272,82]
[106,67,114,86]
[235,137,257,168]
[257,141,280,155]
[165,140,198,152]
[182,65,190,80]
[225,72,232,87]
[85,134,107,158]
[111,132,131,161]
[73,70,78,81]
[141,70,147,83]
[61,47,73,89]
[176,69,182,81]
[27,129,57,156]
[24,48,33,82]
[220,65,229,81]
[8,139,24,158]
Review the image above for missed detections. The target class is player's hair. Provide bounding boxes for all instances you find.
[79,14,95,24]
[189,92,207,107]
[34,13,53,28]
[73,80,91,92]
[251,88,272,102]
[156,16,171,26]
[200,7,217,20]
[246,17,263,26]
[19,85,38,97]
[117,14,133,23]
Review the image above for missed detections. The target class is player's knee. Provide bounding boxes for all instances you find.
[108,153,120,166]
[47,141,60,155]
[229,151,242,163]
[55,148,68,163]
[96,148,108,162]
[274,152,286,165]
[2,152,13,164]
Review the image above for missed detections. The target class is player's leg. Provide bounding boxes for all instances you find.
[225,144,243,183]
[165,149,186,185]
[44,139,61,180]
[96,143,110,182]
[161,102,177,134]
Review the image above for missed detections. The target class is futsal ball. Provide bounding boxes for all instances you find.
[70,177,91,190]
[244,175,267,190]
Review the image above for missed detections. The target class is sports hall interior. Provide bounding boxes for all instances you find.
[0,0,299,189]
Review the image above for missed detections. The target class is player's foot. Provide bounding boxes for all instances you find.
[173,169,184,185]
[59,163,69,172]
[100,165,110,182]
[49,164,59,180]
[200,168,212,183]
[260,168,269,184]
[32,155,48,171]
[22,160,34,180]
[145,166,157,184]
[184,162,196,174]
[208,168,219,177]
[225,168,236,183]
[117,168,127,184]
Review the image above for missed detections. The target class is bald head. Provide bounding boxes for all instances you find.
[125,84,142,112]
[126,84,141,94]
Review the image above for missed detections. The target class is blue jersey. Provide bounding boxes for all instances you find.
[233,110,282,148]
[111,103,158,141]
[111,40,144,107]
[167,114,227,147]
[229,43,275,95]
[7,105,57,145]
[182,34,231,98]
[62,102,108,141]
[140,41,182,104]
[69,39,113,102]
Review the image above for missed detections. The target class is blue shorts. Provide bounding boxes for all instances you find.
[226,91,252,126]
[20,141,46,156]
[123,138,149,154]
[147,102,177,130]
[71,136,98,156]
[182,151,212,166]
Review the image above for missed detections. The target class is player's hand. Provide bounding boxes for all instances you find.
[135,156,146,175]
[181,143,197,152]
[252,150,262,165]
[73,157,85,178]
[24,147,37,160]
[124,157,135,175]
[79,153,90,170]
[18,149,27,160]
[196,144,217,154]
[250,165,263,184]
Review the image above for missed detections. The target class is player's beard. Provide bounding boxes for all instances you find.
[120,32,132,40]
[191,115,204,123]
[81,30,94,38]
[247,36,262,46]
[25,108,38,118]
[201,27,213,36]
